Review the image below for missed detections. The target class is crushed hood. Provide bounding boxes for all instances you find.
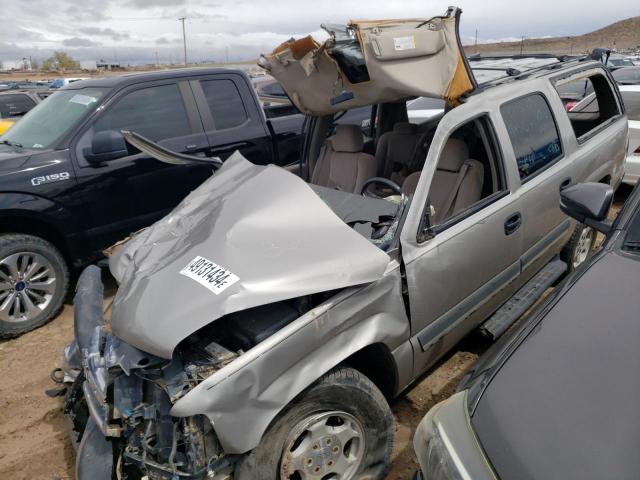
[109,153,391,358]
[259,6,474,116]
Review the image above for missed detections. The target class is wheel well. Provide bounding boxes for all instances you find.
[0,215,70,262]
[599,175,611,185]
[342,343,398,400]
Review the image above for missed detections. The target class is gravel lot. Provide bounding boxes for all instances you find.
[0,186,630,479]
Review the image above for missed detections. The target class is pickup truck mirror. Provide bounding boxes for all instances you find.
[560,182,614,234]
[85,130,128,165]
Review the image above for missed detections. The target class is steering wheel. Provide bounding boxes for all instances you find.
[360,177,402,198]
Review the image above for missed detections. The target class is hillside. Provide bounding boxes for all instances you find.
[465,16,640,56]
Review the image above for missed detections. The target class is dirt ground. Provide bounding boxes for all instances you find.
[0,186,631,480]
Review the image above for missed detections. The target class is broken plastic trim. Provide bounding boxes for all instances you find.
[121,130,223,168]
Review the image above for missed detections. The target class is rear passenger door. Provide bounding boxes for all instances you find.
[499,91,574,275]
[190,74,274,165]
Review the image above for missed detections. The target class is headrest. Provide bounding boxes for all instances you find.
[331,124,363,153]
[393,122,417,135]
[438,138,469,172]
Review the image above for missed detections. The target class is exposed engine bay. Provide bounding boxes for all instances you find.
[63,265,342,479]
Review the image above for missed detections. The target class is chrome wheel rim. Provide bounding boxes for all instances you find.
[280,411,366,480]
[573,227,594,269]
[0,252,57,323]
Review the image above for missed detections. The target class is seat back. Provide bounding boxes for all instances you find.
[375,122,419,182]
[403,138,484,224]
[312,124,377,194]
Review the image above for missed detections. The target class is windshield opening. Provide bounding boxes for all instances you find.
[0,88,108,149]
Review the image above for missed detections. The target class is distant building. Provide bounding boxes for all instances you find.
[80,60,98,71]
[0,58,32,71]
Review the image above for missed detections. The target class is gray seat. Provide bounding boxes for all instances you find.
[402,138,483,224]
[375,122,420,183]
[312,124,377,194]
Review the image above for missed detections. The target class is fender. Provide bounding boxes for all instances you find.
[170,270,410,454]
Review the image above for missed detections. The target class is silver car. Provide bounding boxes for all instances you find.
[59,7,628,480]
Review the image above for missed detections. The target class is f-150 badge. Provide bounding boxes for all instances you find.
[31,172,71,186]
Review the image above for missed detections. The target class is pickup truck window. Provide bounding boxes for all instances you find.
[0,94,37,117]
[201,79,248,130]
[94,84,191,141]
[554,72,620,141]
[500,93,562,181]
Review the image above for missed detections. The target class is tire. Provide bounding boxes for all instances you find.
[235,367,394,480]
[561,224,596,271]
[0,234,69,338]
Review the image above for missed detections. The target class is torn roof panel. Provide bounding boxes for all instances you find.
[259,6,474,116]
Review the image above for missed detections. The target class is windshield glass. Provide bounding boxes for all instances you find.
[0,88,108,149]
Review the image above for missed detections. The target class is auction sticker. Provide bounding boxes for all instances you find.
[393,35,416,51]
[180,256,239,294]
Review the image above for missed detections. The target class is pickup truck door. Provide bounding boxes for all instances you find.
[498,88,576,275]
[189,74,275,165]
[399,105,523,376]
[71,79,215,252]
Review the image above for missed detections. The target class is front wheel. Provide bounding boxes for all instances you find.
[0,234,69,338]
[235,367,394,480]
[561,224,596,271]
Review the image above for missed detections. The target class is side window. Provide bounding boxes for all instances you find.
[0,94,36,117]
[200,79,248,130]
[427,116,507,228]
[553,71,620,140]
[621,90,640,122]
[501,94,562,181]
[94,84,191,141]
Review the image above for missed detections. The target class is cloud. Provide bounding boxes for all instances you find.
[78,27,130,41]
[62,37,101,47]
[155,36,180,45]
[130,0,187,8]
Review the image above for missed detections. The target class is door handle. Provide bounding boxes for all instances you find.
[504,212,522,235]
[560,177,572,191]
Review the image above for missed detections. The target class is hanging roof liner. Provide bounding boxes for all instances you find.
[259,6,475,116]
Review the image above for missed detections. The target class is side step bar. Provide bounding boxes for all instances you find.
[480,258,567,340]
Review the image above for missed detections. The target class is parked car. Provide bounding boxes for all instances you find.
[569,84,640,184]
[413,180,639,480]
[48,77,88,89]
[0,68,303,337]
[58,7,627,480]
[607,55,636,70]
[612,65,640,85]
[0,89,51,134]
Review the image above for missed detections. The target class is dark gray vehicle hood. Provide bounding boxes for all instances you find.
[472,251,640,480]
[109,153,391,359]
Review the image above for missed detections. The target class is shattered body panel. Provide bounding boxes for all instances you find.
[109,152,392,358]
[260,7,473,116]
[171,270,410,453]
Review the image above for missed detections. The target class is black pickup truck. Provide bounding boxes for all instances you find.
[0,68,302,337]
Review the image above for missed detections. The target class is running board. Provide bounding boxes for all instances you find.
[480,258,567,340]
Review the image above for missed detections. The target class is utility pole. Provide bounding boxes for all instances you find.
[474,29,478,51]
[520,35,525,55]
[155,51,160,67]
[179,17,187,67]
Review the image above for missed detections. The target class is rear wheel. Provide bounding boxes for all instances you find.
[561,224,596,271]
[0,234,68,338]
[235,367,394,480]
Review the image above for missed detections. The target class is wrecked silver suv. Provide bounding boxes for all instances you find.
[59,7,628,480]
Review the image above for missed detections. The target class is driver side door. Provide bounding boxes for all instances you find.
[71,80,213,254]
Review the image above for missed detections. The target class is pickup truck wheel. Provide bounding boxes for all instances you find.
[235,367,394,480]
[0,234,68,338]
[561,224,596,271]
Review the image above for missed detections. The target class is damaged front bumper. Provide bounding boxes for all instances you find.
[61,266,235,480]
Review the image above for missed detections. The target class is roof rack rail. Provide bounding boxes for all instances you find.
[470,66,521,77]
[467,53,568,62]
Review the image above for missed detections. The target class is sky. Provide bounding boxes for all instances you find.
[2,0,639,65]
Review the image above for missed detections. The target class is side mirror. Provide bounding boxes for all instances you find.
[84,130,128,165]
[560,182,614,234]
